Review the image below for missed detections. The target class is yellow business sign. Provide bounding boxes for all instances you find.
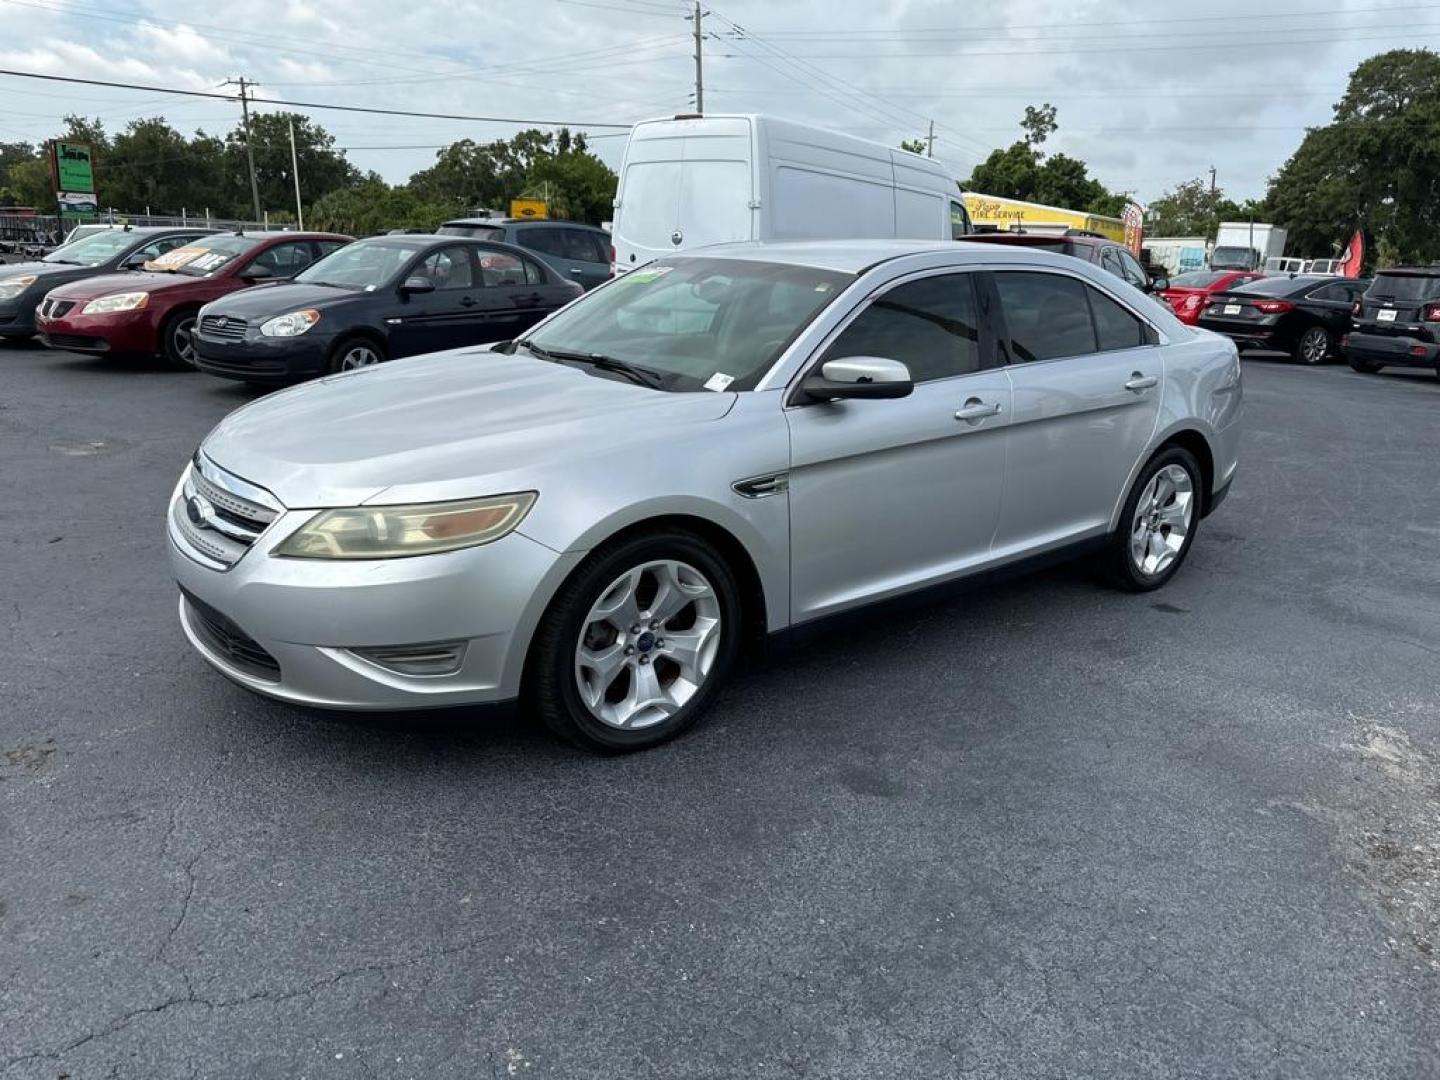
[510,198,548,220]
[962,193,1126,244]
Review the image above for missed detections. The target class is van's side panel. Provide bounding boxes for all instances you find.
[761,117,897,241]
[891,151,953,239]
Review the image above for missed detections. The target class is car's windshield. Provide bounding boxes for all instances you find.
[149,235,264,277]
[437,223,504,240]
[295,239,426,289]
[42,230,136,265]
[1211,246,1256,268]
[1368,273,1440,302]
[523,257,854,391]
[1171,271,1231,289]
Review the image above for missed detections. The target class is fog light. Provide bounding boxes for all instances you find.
[348,640,467,676]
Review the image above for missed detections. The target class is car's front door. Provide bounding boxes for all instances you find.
[989,269,1164,557]
[785,270,1012,622]
[387,244,481,356]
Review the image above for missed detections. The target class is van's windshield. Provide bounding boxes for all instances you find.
[1211,246,1257,270]
[521,257,852,392]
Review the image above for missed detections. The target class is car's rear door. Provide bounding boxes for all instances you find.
[473,247,575,341]
[785,269,1012,621]
[560,228,612,290]
[989,268,1163,555]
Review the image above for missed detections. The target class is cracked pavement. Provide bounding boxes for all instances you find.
[1,344,1438,1078]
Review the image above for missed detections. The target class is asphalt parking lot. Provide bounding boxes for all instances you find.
[2,343,1438,1079]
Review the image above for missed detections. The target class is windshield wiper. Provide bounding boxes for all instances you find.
[544,348,667,390]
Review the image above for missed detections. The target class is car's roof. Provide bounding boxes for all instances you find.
[964,232,1118,250]
[441,217,603,229]
[673,238,1096,274]
[1373,265,1440,276]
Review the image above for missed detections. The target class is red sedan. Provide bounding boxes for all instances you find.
[1161,269,1264,325]
[35,231,351,366]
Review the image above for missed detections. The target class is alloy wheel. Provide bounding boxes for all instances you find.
[1300,327,1328,364]
[173,318,197,365]
[574,559,722,730]
[339,344,380,370]
[1129,463,1195,577]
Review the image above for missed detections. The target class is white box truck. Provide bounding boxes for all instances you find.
[611,114,970,273]
[1211,223,1287,271]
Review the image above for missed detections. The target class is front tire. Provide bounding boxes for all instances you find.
[1103,446,1203,592]
[326,336,386,374]
[1294,325,1331,365]
[529,531,742,751]
[161,310,199,368]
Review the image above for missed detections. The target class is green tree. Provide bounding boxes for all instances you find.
[1021,103,1058,148]
[965,108,1122,216]
[309,176,454,236]
[1267,49,1440,264]
[102,118,198,214]
[225,112,360,219]
[899,137,928,154]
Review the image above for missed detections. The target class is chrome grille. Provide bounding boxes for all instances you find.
[170,455,283,570]
[198,314,246,340]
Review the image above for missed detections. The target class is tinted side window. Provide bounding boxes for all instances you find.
[949,199,970,240]
[1307,283,1349,302]
[1100,249,1123,279]
[416,246,474,290]
[824,274,981,383]
[1088,287,1145,350]
[561,229,600,262]
[994,272,1097,362]
[137,235,194,259]
[1117,250,1149,289]
[478,250,533,287]
[251,241,315,276]
[518,228,566,257]
[315,240,347,258]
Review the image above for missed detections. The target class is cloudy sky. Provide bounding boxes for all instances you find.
[0,0,1430,204]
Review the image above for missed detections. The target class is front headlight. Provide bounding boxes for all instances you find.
[0,275,37,299]
[274,492,537,559]
[81,291,149,315]
[260,309,321,337]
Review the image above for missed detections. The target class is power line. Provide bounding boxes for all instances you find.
[0,69,634,128]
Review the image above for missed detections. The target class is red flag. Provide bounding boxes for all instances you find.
[1339,229,1365,278]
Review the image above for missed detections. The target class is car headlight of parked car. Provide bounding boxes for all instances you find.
[0,275,37,299]
[81,291,149,314]
[274,492,537,559]
[260,309,321,337]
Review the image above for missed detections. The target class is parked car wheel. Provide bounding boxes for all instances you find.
[161,310,199,368]
[1294,325,1331,366]
[530,530,742,751]
[327,336,386,374]
[1348,357,1382,374]
[1104,446,1202,593]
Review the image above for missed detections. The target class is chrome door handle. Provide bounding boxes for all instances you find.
[569,268,584,274]
[955,398,1002,422]
[1125,373,1158,392]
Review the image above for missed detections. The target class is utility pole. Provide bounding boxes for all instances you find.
[926,119,935,158]
[1208,165,1217,197]
[692,2,704,114]
[224,76,263,225]
[288,118,304,229]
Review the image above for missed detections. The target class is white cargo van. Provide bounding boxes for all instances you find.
[611,114,970,273]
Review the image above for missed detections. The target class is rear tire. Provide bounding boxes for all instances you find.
[161,310,199,368]
[528,530,742,752]
[1102,446,1203,593]
[1294,325,1331,365]
[326,336,386,374]
[1348,357,1381,374]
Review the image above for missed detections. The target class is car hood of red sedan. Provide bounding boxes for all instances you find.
[42,270,224,302]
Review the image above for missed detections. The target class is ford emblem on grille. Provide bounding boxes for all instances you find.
[185,494,215,527]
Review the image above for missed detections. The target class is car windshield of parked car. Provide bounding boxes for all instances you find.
[151,235,265,277]
[1171,271,1231,289]
[522,257,853,392]
[437,223,505,240]
[42,230,137,266]
[294,239,426,290]
[1367,273,1440,302]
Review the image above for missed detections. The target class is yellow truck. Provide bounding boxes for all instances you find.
[962,193,1126,245]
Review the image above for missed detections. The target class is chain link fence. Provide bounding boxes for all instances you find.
[0,210,295,261]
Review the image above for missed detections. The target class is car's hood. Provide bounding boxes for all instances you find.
[45,271,200,301]
[202,281,355,319]
[201,349,737,508]
[0,260,91,284]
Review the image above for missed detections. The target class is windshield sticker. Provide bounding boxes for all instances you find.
[703,372,735,392]
[146,246,206,270]
[187,251,229,272]
[619,266,674,285]
[814,282,833,293]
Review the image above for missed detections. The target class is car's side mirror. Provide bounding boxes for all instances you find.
[400,276,435,295]
[800,356,914,402]
[1147,275,1170,293]
[122,252,149,269]
[241,263,276,282]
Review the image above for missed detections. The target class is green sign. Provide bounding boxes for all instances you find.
[52,142,95,193]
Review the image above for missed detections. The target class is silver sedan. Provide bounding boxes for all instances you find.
[168,240,1242,750]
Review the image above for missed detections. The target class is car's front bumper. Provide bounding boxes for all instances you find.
[1342,332,1440,369]
[167,468,582,709]
[193,330,332,383]
[36,307,155,354]
[0,296,38,337]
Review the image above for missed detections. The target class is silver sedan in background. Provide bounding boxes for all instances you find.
[167,240,1242,751]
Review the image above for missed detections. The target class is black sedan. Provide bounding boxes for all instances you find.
[0,226,215,341]
[191,235,582,383]
[1196,274,1369,365]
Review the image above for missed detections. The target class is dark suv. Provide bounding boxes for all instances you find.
[437,218,611,290]
[962,231,1166,292]
[1342,267,1440,377]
